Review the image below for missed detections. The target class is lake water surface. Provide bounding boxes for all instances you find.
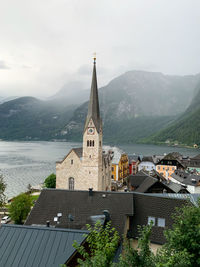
[0,141,198,198]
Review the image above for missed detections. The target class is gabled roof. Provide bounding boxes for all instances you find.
[191,154,200,160]
[128,154,139,163]
[141,156,154,163]
[111,147,125,164]
[84,59,101,133]
[171,171,200,186]
[0,224,88,267]
[130,192,191,244]
[57,147,83,163]
[25,189,134,236]
[135,176,158,192]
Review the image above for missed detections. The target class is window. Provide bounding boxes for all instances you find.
[87,140,89,147]
[148,216,155,226]
[157,166,160,170]
[71,159,73,165]
[112,167,114,171]
[99,141,101,146]
[111,175,114,178]
[157,218,165,227]
[92,140,94,146]
[90,140,92,146]
[68,177,74,190]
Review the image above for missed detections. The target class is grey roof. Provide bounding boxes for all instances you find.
[129,171,188,193]
[128,173,148,187]
[148,193,200,207]
[130,192,191,244]
[141,156,154,163]
[171,171,200,186]
[128,154,139,163]
[25,189,134,236]
[135,176,157,193]
[84,60,101,133]
[191,154,200,160]
[161,180,186,193]
[0,224,88,267]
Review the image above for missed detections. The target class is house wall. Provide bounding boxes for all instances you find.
[138,162,155,172]
[156,165,177,178]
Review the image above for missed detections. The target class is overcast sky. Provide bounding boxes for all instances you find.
[0,0,200,98]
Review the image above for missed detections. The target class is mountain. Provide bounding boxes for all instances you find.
[0,71,199,142]
[0,97,77,140]
[143,81,200,146]
[49,81,89,105]
[55,71,200,143]
[0,96,19,104]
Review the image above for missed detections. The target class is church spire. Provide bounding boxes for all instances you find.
[84,56,101,133]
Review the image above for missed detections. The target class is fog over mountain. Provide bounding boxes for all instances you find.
[146,79,200,145]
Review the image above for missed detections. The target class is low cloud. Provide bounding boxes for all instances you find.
[0,60,9,70]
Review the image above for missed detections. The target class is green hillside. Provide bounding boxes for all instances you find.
[0,97,77,140]
[143,84,200,146]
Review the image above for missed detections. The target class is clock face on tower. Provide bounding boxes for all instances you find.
[87,127,95,135]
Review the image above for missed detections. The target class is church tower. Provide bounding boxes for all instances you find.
[82,56,103,190]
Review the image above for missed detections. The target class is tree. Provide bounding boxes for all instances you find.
[0,174,6,209]
[118,224,155,267]
[157,199,200,267]
[44,173,56,188]
[9,193,32,224]
[73,221,120,267]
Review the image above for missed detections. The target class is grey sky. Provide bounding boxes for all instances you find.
[0,0,200,98]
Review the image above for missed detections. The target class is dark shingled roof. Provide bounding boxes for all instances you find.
[171,171,200,186]
[129,193,190,244]
[84,60,101,133]
[0,224,88,267]
[25,189,134,236]
[135,176,158,193]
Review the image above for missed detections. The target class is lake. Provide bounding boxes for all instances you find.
[0,141,198,198]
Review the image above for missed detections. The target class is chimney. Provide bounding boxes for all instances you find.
[46,221,50,227]
[89,188,93,196]
[103,210,110,224]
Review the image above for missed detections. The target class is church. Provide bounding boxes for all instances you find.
[56,57,112,191]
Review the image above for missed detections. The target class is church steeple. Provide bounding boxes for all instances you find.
[84,56,101,133]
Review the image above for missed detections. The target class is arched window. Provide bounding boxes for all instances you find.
[90,140,92,146]
[87,140,89,147]
[92,140,94,146]
[69,177,74,190]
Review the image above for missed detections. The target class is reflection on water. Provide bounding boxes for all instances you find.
[0,141,198,198]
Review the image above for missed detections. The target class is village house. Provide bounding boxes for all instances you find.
[111,148,129,182]
[156,152,185,179]
[128,154,140,175]
[182,154,200,174]
[0,224,88,267]
[128,170,189,193]
[171,170,200,193]
[56,58,112,191]
[24,189,198,253]
[138,156,156,172]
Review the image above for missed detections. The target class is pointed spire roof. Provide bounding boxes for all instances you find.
[84,57,101,133]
